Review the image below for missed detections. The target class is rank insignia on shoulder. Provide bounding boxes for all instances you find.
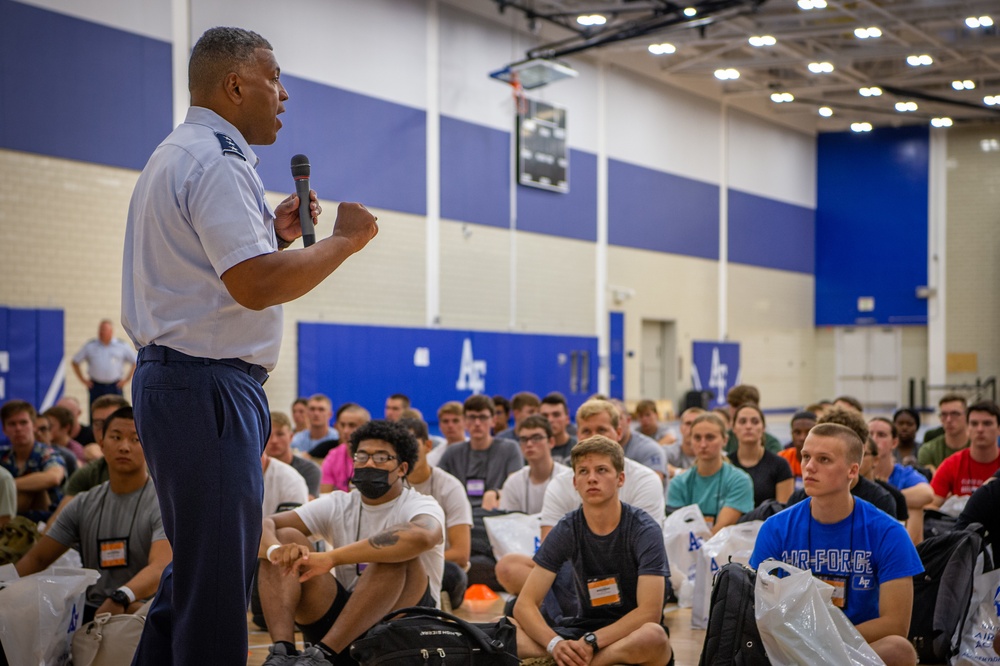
[215,132,246,161]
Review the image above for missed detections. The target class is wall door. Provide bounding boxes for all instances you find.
[835,327,902,411]
[640,319,677,403]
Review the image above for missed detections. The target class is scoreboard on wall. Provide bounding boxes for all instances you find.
[517,99,569,193]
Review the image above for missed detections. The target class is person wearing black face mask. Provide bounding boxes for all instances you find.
[256,420,446,666]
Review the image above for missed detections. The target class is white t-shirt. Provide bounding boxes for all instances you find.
[540,457,664,528]
[410,468,473,530]
[499,462,572,514]
[263,457,308,516]
[295,487,446,605]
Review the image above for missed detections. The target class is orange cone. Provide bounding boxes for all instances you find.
[464,583,499,601]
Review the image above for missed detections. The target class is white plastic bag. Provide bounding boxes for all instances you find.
[939,494,971,518]
[952,566,1000,665]
[483,512,542,559]
[755,560,884,666]
[691,521,762,628]
[0,566,101,665]
[662,504,711,607]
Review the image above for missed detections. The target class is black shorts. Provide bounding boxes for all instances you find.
[298,578,436,647]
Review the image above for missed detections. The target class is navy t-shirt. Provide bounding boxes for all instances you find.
[534,501,669,622]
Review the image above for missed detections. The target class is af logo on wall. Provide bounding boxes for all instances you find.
[691,341,741,409]
[455,338,486,394]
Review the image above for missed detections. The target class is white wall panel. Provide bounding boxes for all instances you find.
[728,110,816,208]
[15,0,172,41]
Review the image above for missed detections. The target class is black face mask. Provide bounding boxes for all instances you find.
[352,466,395,499]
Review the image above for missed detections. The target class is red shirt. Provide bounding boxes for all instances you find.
[930,448,1000,498]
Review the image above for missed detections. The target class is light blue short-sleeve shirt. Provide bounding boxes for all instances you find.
[122,107,282,370]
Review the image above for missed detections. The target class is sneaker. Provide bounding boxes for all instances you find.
[293,646,332,666]
[262,643,299,666]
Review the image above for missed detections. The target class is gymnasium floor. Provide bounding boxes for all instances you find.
[246,599,705,665]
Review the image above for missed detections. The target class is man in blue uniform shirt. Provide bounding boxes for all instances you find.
[122,26,378,665]
[750,423,922,666]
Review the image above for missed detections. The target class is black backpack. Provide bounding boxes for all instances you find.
[909,524,992,663]
[699,562,771,666]
[349,606,519,665]
[736,500,785,524]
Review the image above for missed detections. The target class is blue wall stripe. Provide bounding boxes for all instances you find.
[728,189,815,274]
[255,76,427,216]
[815,126,928,326]
[0,0,172,171]
[439,115,510,229]
[608,160,720,259]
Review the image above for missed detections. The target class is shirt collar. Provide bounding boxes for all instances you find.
[184,106,260,167]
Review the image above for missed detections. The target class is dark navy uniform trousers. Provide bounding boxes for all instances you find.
[131,345,270,665]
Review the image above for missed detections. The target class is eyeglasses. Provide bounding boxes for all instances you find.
[939,410,965,420]
[353,452,397,465]
[518,434,548,445]
[464,413,492,422]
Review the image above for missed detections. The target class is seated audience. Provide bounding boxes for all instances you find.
[750,423,922,666]
[728,404,793,506]
[399,417,472,609]
[664,407,702,478]
[611,399,667,482]
[383,393,410,422]
[42,405,87,464]
[918,394,970,473]
[512,435,673,666]
[15,407,171,622]
[929,400,1000,505]
[55,395,95,448]
[724,385,782,454]
[633,399,674,444]
[779,411,817,491]
[492,395,512,435]
[318,404,371,493]
[257,420,445,666]
[427,401,465,467]
[833,395,864,413]
[495,392,542,441]
[438,395,523,510]
[868,417,932,542]
[291,397,309,434]
[666,413,754,533]
[955,470,1000,562]
[892,408,922,466]
[859,436,909,523]
[0,400,65,520]
[294,394,338,456]
[499,415,572,515]
[540,392,577,464]
[261,451,308,517]
[265,411,321,499]
[495,399,663,596]
[0,466,14,528]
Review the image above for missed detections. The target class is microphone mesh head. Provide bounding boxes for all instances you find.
[290,154,310,178]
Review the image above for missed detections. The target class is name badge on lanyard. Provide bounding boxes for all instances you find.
[98,537,129,569]
[587,576,621,608]
[466,478,485,497]
[817,574,847,608]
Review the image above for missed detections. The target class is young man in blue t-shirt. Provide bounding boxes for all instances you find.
[513,435,673,666]
[750,423,923,666]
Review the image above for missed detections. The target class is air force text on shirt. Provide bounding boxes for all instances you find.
[779,548,876,585]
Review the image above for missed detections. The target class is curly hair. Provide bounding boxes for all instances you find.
[349,420,419,476]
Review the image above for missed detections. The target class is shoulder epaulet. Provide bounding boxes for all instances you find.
[215,132,246,161]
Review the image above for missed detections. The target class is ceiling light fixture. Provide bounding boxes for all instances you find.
[931,117,953,127]
[683,7,697,17]
[854,27,882,39]
[985,95,999,106]
[770,92,795,103]
[894,101,918,112]
[906,54,934,66]
[797,0,827,9]
[859,86,883,97]
[966,16,994,28]
[952,80,976,90]
[648,43,677,55]
[808,61,835,73]
[818,107,833,117]
[748,35,777,47]
[714,68,740,80]
[576,14,607,26]
[851,122,873,132]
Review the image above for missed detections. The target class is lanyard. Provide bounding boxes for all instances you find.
[96,479,149,541]
[807,498,856,609]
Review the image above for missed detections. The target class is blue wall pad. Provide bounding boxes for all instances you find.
[609,312,624,400]
[298,322,598,429]
[816,126,929,326]
[0,0,172,170]
[608,160,720,259]
[0,306,65,410]
[440,116,511,229]
[728,189,815,274]
[256,76,427,216]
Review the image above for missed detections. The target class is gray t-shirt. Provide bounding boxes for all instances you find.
[438,439,523,508]
[47,479,165,608]
[663,442,696,471]
[622,431,667,476]
[290,455,321,497]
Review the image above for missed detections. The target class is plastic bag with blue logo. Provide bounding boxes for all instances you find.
[952,565,1000,665]
[483,512,542,560]
[662,504,712,608]
[755,560,883,666]
[692,520,762,629]
[0,565,100,665]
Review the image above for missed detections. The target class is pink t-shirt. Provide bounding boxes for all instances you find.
[321,444,353,492]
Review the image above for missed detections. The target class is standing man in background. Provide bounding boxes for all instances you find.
[121,26,377,665]
[71,319,137,417]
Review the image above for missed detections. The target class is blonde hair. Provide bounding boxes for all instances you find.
[575,399,620,429]
[571,435,625,473]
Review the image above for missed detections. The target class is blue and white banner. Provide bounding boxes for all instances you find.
[691,341,740,409]
[298,322,598,428]
[0,307,65,410]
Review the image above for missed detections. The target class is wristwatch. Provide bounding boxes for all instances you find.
[109,590,130,610]
[583,632,599,652]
